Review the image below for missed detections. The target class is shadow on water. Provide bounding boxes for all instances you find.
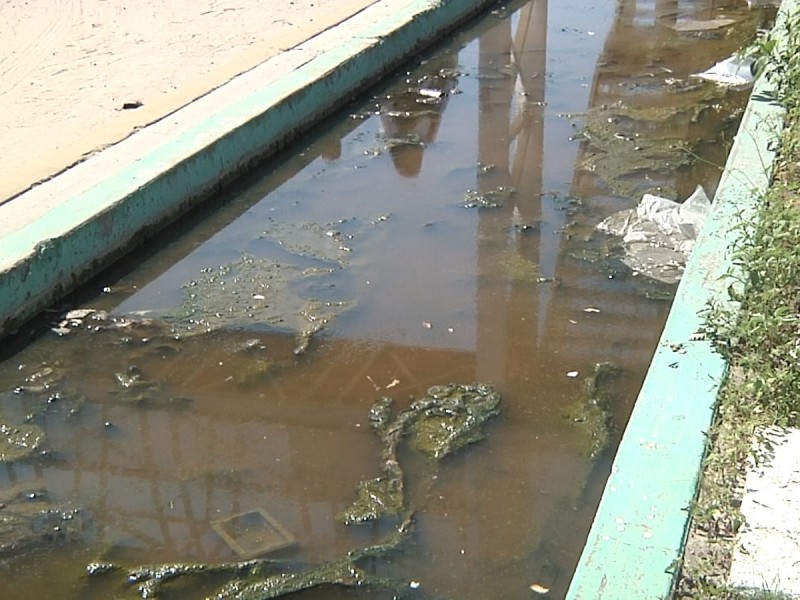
[0,1,774,598]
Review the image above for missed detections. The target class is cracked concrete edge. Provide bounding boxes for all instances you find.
[565,0,797,598]
[0,0,496,339]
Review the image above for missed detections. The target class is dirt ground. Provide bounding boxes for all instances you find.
[0,0,378,204]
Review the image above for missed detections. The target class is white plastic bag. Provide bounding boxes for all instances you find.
[596,186,711,284]
[692,55,756,88]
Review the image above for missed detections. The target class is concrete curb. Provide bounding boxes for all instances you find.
[0,0,495,338]
[565,1,794,598]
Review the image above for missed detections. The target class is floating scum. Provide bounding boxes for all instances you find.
[340,383,501,525]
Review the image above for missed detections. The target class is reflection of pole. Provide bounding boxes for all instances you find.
[618,0,636,27]
[476,6,513,384]
[475,0,548,386]
[655,0,678,28]
[510,0,548,208]
[470,0,552,575]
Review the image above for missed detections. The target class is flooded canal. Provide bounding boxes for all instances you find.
[0,1,773,598]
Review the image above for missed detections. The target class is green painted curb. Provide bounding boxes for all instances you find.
[0,0,496,338]
[566,2,795,598]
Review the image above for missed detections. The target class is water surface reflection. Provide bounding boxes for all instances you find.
[0,1,769,598]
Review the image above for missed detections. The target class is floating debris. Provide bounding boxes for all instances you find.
[64,309,96,320]
[463,186,517,209]
[0,423,45,462]
[597,186,711,284]
[211,509,296,558]
[692,55,757,88]
[530,582,551,594]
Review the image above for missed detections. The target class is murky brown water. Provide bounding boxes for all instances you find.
[0,1,772,598]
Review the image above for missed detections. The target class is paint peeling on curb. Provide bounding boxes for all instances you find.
[565,1,795,598]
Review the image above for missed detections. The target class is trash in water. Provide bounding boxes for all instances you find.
[597,185,711,284]
[211,508,296,558]
[692,55,756,88]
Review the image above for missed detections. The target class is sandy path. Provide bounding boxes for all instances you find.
[0,0,378,203]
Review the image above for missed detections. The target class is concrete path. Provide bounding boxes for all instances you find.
[0,0,495,338]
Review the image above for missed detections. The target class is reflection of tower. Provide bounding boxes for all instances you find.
[475,0,548,384]
[378,54,459,177]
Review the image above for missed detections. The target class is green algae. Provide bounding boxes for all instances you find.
[258,221,351,266]
[211,559,394,600]
[340,384,501,524]
[576,70,740,197]
[232,359,279,387]
[341,476,405,525]
[170,255,352,354]
[88,514,415,599]
[499,253,541,284]
[0,488,83,556]
[407,384,501,459]
[580,104,699,198]
[565,363,620,459]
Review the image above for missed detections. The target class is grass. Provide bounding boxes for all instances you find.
[676,5,800,598]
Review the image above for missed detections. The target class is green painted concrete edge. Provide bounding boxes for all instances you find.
[0,0,497,338]
[566,2,795,599]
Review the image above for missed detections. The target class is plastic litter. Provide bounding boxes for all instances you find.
[597,186,711,285]
[692,55,756,88]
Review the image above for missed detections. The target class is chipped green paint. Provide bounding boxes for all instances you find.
[566,1,795,598]
[0,0,497,339]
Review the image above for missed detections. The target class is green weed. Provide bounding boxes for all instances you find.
[677,5,800,599]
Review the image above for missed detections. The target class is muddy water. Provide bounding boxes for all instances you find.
[0,1,772,598]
